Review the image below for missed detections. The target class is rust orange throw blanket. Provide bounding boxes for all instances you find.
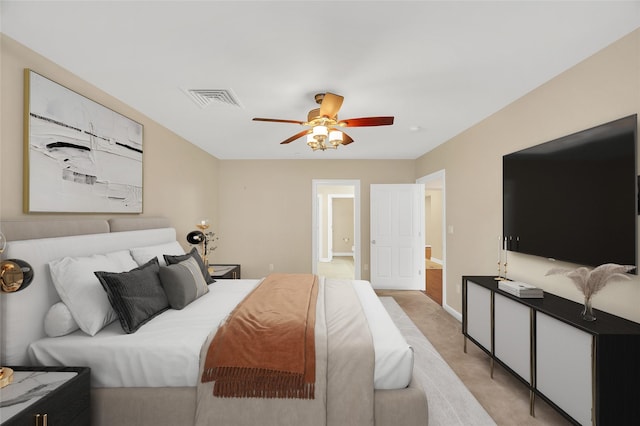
[201,273,318,399]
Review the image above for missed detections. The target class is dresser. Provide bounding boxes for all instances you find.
[0,366,90,426]
[462,276,640,425]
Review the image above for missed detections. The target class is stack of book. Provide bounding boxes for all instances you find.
[498,280,544,298]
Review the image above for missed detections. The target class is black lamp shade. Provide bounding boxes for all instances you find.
[187,230,206,245]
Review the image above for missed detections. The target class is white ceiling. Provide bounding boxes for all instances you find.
[2,1,639,160]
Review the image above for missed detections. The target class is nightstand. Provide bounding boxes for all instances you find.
[210,264,241,279]
[0,366,90,426]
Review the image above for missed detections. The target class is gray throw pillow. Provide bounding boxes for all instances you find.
[94,258,169,334]
[159,256,210,309]
[163,247,215,284]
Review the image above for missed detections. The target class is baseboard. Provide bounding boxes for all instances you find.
[332,252,354,257]
[443,302,462,322]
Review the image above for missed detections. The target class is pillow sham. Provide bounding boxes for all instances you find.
[95,258,169,334]
[130,241,185,267]
[44,302,80,337]
[49,249,139,336]
[159,256,210,309]
[164,247,215,284]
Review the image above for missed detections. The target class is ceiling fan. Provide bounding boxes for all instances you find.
[252,93,394,151]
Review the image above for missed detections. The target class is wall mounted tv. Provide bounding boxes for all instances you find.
[503,114,637,270]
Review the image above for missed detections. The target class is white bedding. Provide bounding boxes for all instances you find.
[352,280,414,389]
[28,278,413,390]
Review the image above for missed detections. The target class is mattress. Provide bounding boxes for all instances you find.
[29,278,413,390]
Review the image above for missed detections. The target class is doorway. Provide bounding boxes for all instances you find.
[417,170,447,306]
[312,180,361,280]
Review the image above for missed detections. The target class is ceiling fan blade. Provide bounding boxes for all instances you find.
[319,93,344,118]
[339,116,394,127]
[280,129,311,144]
[253,118,305,125]
[341,131,354,145]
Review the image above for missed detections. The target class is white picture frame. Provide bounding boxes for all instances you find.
[24,69,143,213]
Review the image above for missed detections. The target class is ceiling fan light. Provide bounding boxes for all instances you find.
[313,125,328,138]
[329,130,343,145]
[307,134,319,150]
[255,92,394,151]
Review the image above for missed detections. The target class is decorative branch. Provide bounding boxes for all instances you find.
[202,231,219,256]
[546,263,634,299]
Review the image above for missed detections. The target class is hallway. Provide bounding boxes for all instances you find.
[317,256,355,279]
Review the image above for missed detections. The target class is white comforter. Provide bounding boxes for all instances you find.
[28,279,413,389]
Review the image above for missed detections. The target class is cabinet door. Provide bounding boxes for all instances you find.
[466,281,492,352]
[495,293,531,383]
[537,312,592,425]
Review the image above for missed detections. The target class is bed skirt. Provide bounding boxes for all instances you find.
[91,374,428,426]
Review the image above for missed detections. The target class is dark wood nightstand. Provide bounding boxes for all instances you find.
[0,366,90,426]
[210,264,241,279]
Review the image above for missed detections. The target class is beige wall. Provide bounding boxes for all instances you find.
[332,198,354,254]
[0,35,219,245]
[0,34,415,284]
[416,29,640,322]
[215,160,415,279]
[5,29,640,324]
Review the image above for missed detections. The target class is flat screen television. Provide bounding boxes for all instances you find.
[503,114,638,270]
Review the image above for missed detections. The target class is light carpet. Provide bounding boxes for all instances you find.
[380,297,496,426]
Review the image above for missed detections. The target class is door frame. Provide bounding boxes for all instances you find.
[417,169,459,321]
[312,179,361,279]
[328,194,355,259]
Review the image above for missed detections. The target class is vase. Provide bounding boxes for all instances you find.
[581,296,596,321]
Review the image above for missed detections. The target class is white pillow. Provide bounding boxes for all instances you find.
[44,302,80,337]
[49,250,139,336]
[130,241,185,266]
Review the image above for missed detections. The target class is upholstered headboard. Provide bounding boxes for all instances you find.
[0,217,171,241]
[0,218,175,365]
[0,219,110,242]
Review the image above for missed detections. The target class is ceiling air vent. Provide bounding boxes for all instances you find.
[185,89,242,108]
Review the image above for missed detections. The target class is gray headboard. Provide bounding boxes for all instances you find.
[0,219,110,242]
[0,217,170,241]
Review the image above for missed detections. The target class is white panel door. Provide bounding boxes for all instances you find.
[370,184,424,289]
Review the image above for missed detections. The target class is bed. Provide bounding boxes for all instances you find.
[0,218,428,426]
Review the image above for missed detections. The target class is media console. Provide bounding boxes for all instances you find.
[462,276,640,425]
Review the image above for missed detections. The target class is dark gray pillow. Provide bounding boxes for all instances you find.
[159,256,210,309]
[163,247,215,284]
[94,258,169,334]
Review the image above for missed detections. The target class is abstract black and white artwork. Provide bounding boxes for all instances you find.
[24,69,143,213]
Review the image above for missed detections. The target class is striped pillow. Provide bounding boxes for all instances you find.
[164,247,215,284]
[159,256,210,309]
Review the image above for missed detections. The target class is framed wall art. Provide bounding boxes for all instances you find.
[24,69,143,213]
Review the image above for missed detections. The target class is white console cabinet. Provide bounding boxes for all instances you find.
[462,276,640,425]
